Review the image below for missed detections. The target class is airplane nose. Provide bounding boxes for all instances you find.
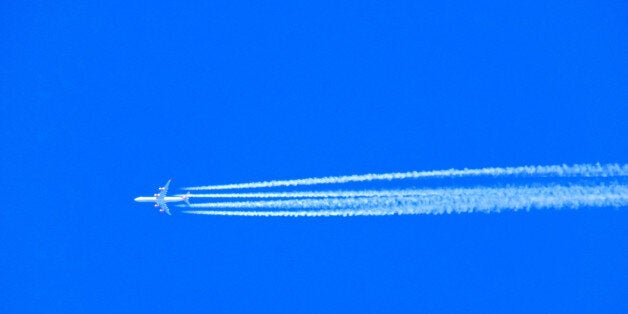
[134,197,140,202]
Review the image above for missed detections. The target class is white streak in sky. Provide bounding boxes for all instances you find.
[182,189,446,199]
[183,163,628,191]
[181,183,628,217]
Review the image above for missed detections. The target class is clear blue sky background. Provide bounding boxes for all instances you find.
[1,1,627,313]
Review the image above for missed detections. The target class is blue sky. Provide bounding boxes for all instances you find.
[1,1,627,313]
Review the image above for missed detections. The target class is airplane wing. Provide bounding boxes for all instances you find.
[161,202,172,215]
[162,179,171,195]
[157,179,171,201]
[156,180,172,215]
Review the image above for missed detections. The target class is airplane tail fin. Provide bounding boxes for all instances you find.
[184,191,191,206]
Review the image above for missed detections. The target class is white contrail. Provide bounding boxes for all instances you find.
[181,183,628,217]
[183,163,628,191]
[184,196,402,209]
[182,189,447,199]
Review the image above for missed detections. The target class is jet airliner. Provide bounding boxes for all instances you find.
[134,179,190,215]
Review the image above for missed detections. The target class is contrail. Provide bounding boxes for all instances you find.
[183,196,402,209]
[181,183,628,217]
[184,186,565,208]
[182,189,448,199]
[183,163,628,191]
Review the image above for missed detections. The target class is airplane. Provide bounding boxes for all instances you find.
[134,179,190,215]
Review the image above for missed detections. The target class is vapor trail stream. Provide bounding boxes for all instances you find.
[184,164,628,191]
[181,183,628,217]
[183,189,448,199]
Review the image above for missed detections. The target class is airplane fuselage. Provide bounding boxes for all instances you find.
[134,196,187,203]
